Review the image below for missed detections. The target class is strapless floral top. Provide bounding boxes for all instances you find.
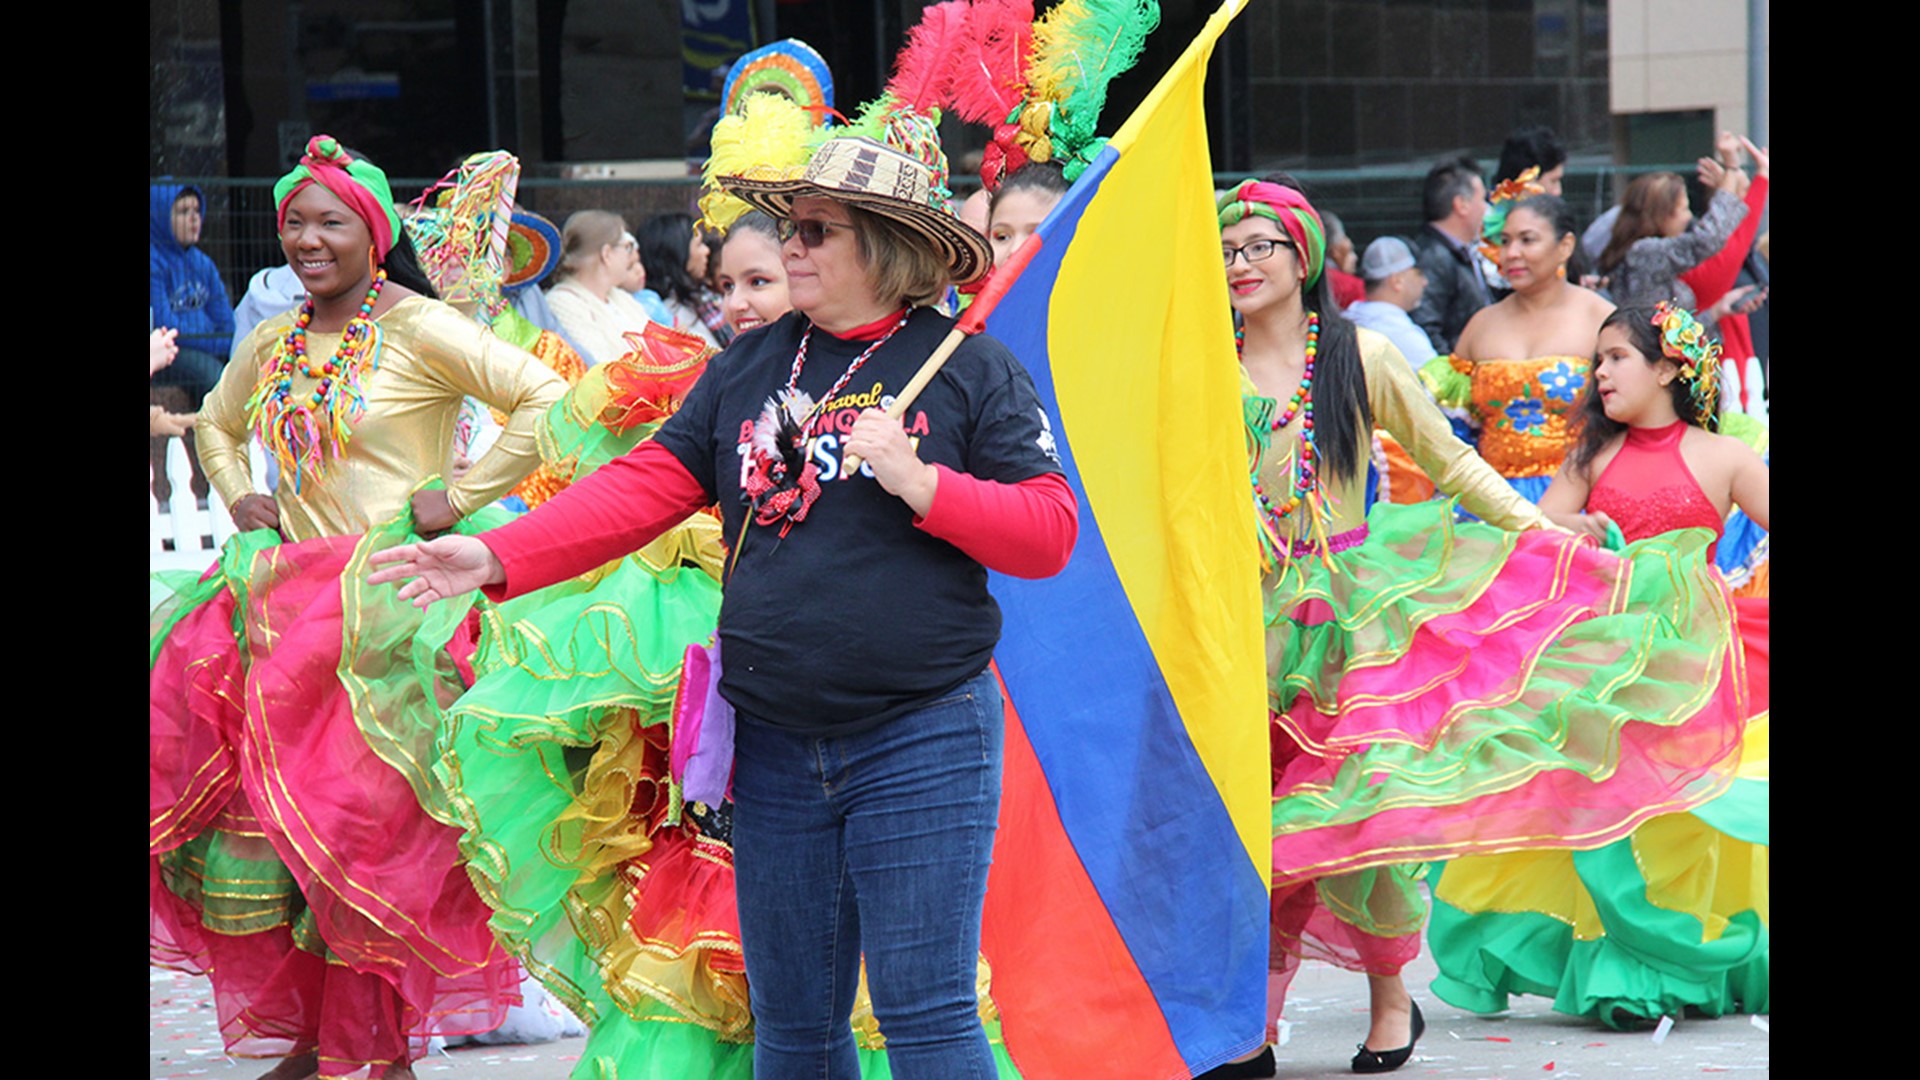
[1466,355,1589,479]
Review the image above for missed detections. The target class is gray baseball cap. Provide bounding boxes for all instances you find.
[1360,236,1417,282]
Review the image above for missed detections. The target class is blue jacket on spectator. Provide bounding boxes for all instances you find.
[151,183,235,358]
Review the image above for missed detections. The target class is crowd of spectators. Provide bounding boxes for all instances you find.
[151,124,1771,508]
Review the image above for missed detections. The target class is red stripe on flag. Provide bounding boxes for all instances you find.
[983,664,1189,1080]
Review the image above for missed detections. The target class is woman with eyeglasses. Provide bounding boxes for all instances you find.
[545,210,662,367]
[370,123,1077,1080]
[1212,178,1749,1077]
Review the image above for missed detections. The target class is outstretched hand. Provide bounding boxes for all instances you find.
[366,535,505,609]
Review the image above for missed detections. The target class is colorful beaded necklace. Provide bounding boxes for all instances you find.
[783,311,913,430]
[1238,310,1320,523]
[246,269,388,494]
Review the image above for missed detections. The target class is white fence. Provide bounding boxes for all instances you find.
[150,438,270,573]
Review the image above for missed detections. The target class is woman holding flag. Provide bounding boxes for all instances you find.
[1218,177,1749,1075]
[368,117,1077,1080]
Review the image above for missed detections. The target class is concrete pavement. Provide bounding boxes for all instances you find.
[153,943,1767,1079]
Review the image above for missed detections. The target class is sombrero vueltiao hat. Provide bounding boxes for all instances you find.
[719,134,993,286]
[504,209,562,289]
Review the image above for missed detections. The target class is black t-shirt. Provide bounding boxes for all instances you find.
[653,306,1063,735]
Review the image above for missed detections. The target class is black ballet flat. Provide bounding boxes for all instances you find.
[1195,1046,1275,1079]
[1351,1000,1424,1074]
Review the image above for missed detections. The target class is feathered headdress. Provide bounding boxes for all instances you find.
[1024,0,1159,181]
[699,91,821,233]
[898,0,1158,191]
[887,0,971,112]
[1651,301,1723,431]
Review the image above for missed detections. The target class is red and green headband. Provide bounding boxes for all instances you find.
[1217,179,1326,291]
[274,135,403,260]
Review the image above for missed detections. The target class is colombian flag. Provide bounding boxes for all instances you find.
[979,2,1268,1077]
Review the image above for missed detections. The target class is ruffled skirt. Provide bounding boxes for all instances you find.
[1425,594,1768,1026]
[151,511,521,1077]
[1260,502,1750,1014]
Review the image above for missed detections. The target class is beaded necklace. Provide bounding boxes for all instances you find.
[1238,310,1320,523]
[246,269,387,494]
[785,310,913,422]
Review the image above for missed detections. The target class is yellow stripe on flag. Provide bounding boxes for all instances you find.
[1046,0,1268,878]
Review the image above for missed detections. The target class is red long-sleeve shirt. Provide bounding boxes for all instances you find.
[480,440,1077,601]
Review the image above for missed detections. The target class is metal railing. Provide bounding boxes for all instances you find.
[155,162,1701,303]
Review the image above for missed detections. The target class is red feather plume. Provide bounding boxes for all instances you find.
[948,0,1036,125]
[886,0,970,112]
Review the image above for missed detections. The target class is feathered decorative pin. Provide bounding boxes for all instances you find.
[742,390,824,536]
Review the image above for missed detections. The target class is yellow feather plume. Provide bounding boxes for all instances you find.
[699,92,817,233]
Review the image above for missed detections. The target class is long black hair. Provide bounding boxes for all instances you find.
[1257,172,1372,486]
[1568,305,1701,475]
[639,212,706,306]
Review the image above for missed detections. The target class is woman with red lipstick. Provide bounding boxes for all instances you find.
[1422,193,1614,504]
[151,136,565,1080]
[1427,303,1769,1028]
[1217,178,1751,1077]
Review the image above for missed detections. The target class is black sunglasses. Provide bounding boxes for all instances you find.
[778,218,854,248]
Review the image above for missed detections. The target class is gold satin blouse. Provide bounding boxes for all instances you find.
[1251,328,1549,541]
[198,296,568,542]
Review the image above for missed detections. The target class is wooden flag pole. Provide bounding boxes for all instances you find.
[841,234,1045,473]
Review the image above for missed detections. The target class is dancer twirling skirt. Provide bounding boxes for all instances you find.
[150,136,567,1080]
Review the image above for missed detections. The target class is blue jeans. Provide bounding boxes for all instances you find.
[731,666,1004,1080]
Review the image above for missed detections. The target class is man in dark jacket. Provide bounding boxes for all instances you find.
[150,183,234,407]
[1408,157,1492,354]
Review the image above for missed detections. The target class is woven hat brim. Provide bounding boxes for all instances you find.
[718,175,993,287]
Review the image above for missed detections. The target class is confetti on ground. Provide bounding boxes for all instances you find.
[1651,1016,1675,1044]
[1749,1015,1768,1033]
[1276,1020,1293,1046]
[1584,1042,1607,1047]
[1485,1036,1512,1042]
[1544,1062,1554,1071]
